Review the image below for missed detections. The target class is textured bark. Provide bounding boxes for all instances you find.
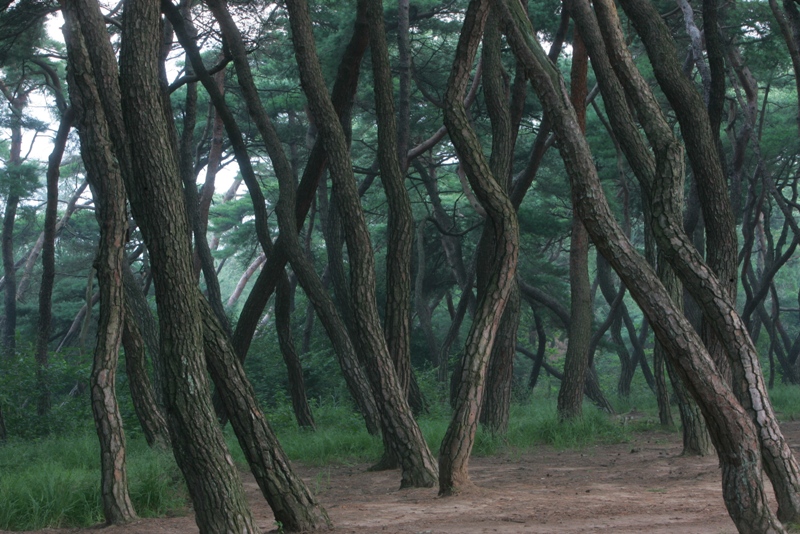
[285,0,438,488]
[199,299,331,531]
[33,108,73,417]
[366,0,415,401]
[199,0,378,438]
[586,0,800,521]
[497,0,784,530]
[61,5,137,523]
[438,0,519,495]
[557,29,591,421]
[197,1,371,365]
[114,1,258,530]
[479,11,519,434]
[121,313,170,450]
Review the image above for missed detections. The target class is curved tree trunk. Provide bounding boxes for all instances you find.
[438,0,519,495]
[285,0,438,488]
[591,0,800,521]
[61,6,137,522]
[479,11,520,434]
[497,1,784,530]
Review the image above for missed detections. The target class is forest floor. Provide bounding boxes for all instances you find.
[17,420,800,534]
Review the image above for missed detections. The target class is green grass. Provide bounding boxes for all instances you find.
[236,395,636,469]
[768,384,800,421]
[0,395,645,531]
[0,433,186,531]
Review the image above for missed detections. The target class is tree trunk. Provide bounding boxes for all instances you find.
[275,273,316,430]
[199,299,331,531]
[33,108,74,417]
[557,28,592,421]
[479,10,520,434]
[592,0,800,521]
[1,103,22,360]
[438,0,519,495]
[285,0,438,488]
[497,1,784,530]
[61,7,138,523]
[195,0,379,438]
[367,0,415,402]
[122,312,171,450]
[110,0,258,529]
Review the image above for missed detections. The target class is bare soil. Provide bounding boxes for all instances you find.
[14,421,800,534]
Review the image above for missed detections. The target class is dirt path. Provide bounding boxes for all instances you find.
[16,421,800,534]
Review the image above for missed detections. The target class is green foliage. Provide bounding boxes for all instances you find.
[0,433,186,530]
[0,346,93,439]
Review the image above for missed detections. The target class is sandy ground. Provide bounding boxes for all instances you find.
[13,421,800,534]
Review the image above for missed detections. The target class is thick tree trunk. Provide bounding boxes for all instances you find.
[285,0,438,488]
[589,0,800,521]
[367,0,415,402]
[199,299,331,531]
[113,1,257,530]
[496,1,784,530]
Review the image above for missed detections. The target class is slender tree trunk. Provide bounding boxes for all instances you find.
[275,274,316,430]
[1,93,23,360]
[285,0,438,488]
[122,313,171,449]
[196,0,379,438]
[479,10,520,434]
[18,180,88,302]
[557,28,592,421]
[33,108,74,418]
[62,6,137,522]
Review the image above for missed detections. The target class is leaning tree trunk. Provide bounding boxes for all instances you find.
[285,0,438,489]
[589,0,800,521]
[496,0,784,530]
[275,274,316,430]
[61,7,137,524]
[438,0,520,495]
[114,0,258,530]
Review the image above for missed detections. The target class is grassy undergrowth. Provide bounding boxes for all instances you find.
[4,385,800,531]
[0,433,186,530]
